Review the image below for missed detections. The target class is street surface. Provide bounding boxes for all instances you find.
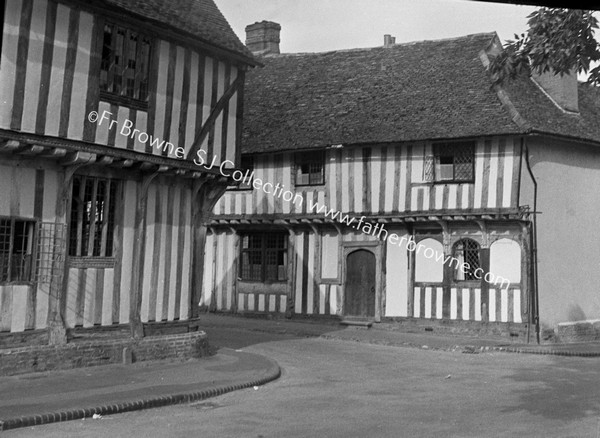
[6,327,600,438]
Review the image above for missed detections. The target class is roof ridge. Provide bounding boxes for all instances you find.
[260,32,499,58]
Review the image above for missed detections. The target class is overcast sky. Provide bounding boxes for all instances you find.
[217,0,542,53]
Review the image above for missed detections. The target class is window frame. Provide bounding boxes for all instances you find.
[228,155,254,191]
[0,217,37,285]
[431,141,475,184]
[452,238,481,282]
[68,175,119,261]
[294,150,325,187]
[239,232,288,283]
[99,21,153,110]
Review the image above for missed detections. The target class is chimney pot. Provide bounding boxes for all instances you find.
[384,34,396,48]
[245,21,281,55]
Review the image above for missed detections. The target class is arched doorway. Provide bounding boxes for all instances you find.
[344,249,376,317]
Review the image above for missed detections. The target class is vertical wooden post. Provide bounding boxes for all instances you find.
[49,153,96,345]
[190,177,209,318]
[437,221,452,320]
[480,247,490,322]
[380,228,388,319]
[476,220,490,323]
[520,222,531,339]
[190,219,208,318]
[230,228,239,313]
[190,177,228,319]
[285,226,295,318]
[308,223,321,315]
[129,171,160,339]
[406,227,415,318]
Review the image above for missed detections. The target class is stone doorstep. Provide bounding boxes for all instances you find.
[340,319,374,328]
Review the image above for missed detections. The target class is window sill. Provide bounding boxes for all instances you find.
[320,278,341,285]
[452,280,482,285]
[432,180,474,185]
[227,187,254,192]
[0,281,35,287]
[238,279,288,284]
[69,257,116,269]
[99,91,149,112]
[294,183,326,188]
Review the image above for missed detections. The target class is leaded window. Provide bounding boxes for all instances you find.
[240,233,287,281]
[69,176,118,257]
[453,238,481,281]
[431,141,475,182]
[295,151,325,186]
[100,23,152,103]
[0,218,36,283]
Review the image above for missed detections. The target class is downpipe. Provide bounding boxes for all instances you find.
[523,137,540,344]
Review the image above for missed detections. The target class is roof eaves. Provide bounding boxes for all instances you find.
[93,0,260,67]
[526,130,600,148]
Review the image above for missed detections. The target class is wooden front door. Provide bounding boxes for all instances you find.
[344,249,376,317]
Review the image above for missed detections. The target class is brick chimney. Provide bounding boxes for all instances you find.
[384,34,396,48]
[532,70,579,113]
[245,21,281,55]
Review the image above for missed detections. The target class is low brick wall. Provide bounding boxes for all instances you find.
[557,320,600,343]
[0,331,209,377]
[380,317,529,342]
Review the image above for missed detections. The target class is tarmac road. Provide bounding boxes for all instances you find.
[7,330,600,438]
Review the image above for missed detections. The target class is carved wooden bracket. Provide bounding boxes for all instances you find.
[475,220,489,248]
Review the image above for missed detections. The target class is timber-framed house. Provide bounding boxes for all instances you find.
[0,0,257,343]
[205,23,600,341]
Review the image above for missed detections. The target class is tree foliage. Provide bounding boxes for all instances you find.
[489,8,600,86]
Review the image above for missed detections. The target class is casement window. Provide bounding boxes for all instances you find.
[240,233,288,282]
[68,176,118,258]
[453,238,481,281]
[229,155,254,190]
[295,151,325,186]
[424,141,475,183]
[0,218,36,283]
[100,23,152,105]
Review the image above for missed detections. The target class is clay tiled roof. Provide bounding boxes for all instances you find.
[504,79,600,144]
[242,33,600,153]
[104,0,255,63]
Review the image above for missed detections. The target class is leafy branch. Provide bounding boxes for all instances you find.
[489,8,600,86]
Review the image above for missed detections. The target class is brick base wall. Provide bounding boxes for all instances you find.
[0,332,209,377]
[380,317,529,341]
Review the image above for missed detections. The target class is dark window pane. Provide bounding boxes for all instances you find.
[235,155,254,190]
[0,219,11,282]
[0,218,35,283]
[100,23,151,103]
[240,232,287,282]
[433,142,474,182]
[454,238,480,281]
[69,176,118,258]
[295,151,324,186]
